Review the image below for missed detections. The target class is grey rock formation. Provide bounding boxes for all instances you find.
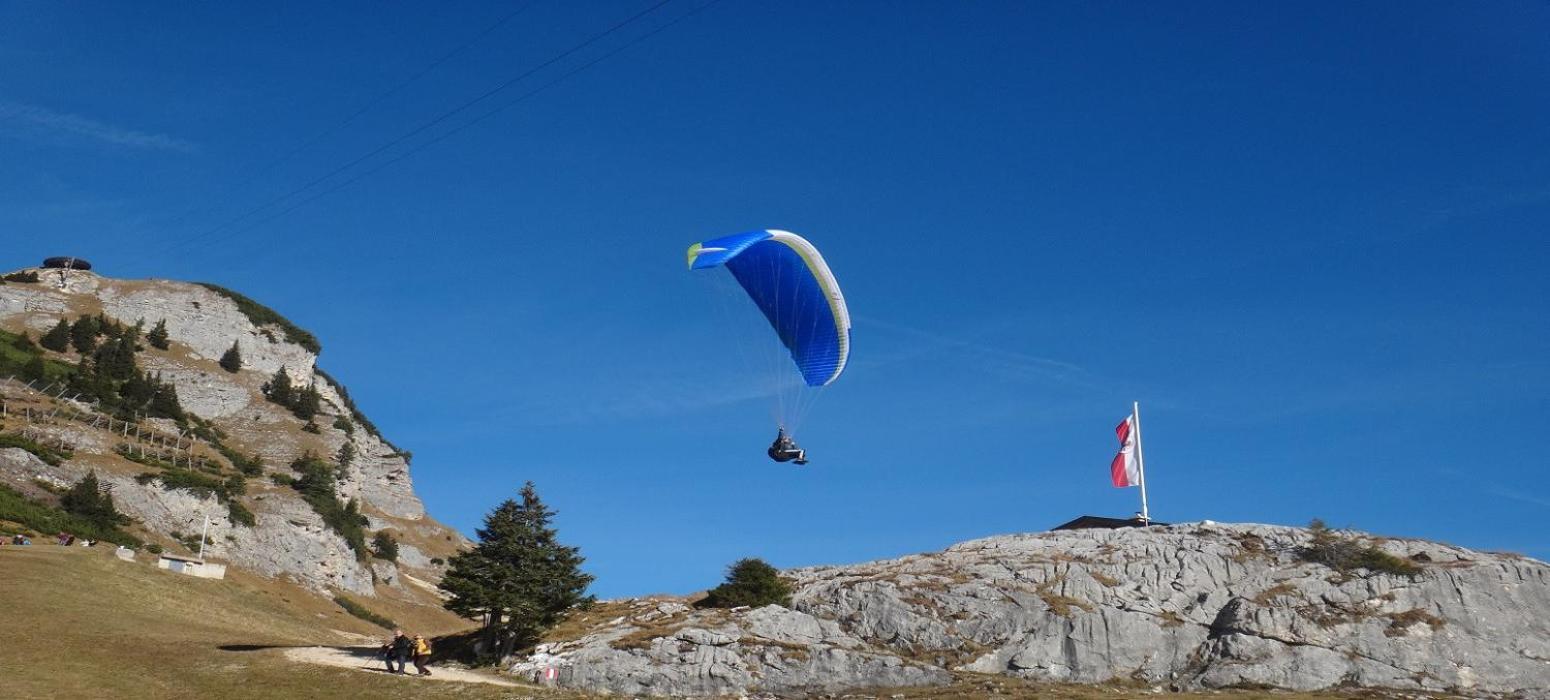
[0,269,450,595]
[519,524,1550,697]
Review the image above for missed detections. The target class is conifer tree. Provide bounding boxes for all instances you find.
[219,341,243,373]
[148,374,184,420]
[263,368,294,406]
[60,470,128,530]
[336,441,356,467]
[22,355,47,382]
[93,336,138,382]
[696,558,793,609]
[293,384,321,421]
[147,319,170,350]
[41,319,71,352]
[441,482,594,661]
[119,371,154,408]
[371,531,399,562]
[70,316,99,354]
[10,332,36,351]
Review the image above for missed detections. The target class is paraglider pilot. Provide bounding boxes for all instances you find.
[768,428,808,465]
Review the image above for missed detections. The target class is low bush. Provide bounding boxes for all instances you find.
[334,595,397,630]
[0,433,72,466]
[0,483,139,546]
[1300,519,1421,578]
[696,558,793,609]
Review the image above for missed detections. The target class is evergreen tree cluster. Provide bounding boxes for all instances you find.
[440,482,595,661]
[2,270,40,283]
[696,558,793,609]
[262,368,322,421]
[35,315,184,421]
[288,453,368,557]
[59,470,130,532]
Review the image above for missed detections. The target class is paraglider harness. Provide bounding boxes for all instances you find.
[768,428,808,465]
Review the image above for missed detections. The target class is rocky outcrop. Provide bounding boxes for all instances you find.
[520,524,1550,697]
[0,268,455,594]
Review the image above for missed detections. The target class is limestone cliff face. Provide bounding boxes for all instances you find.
[517,524,1550,698]
[0,267,461,595]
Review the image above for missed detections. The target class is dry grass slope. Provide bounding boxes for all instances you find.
[0,548,1481,700]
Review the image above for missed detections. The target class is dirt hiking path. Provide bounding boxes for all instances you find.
[285,646,523,688]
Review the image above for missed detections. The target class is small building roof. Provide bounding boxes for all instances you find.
[1051,515,1168,531]
[157,553,205,563]
[42,257,92,271]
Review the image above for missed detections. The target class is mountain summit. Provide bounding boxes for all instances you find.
[0,264,463,596]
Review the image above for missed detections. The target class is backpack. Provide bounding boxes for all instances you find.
[416,638,432,655]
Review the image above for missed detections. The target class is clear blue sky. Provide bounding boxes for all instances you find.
[4,1,1547,597]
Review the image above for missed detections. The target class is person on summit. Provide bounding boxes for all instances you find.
[382,630,414,674]
[767,428,808,465]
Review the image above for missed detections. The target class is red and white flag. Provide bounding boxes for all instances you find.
[1110,414,1140,487]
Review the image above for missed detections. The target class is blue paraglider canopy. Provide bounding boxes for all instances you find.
[686,230,850,387]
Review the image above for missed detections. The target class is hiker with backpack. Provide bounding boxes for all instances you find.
[382,630,414,674]
[412,634,433,676]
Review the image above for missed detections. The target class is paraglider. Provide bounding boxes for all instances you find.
[686,229,850,464]
[768,428,807,465]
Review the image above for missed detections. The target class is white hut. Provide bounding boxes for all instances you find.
[156,553,226,580]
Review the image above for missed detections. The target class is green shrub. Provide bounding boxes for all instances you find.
[0,433,72,466]
[315,368,401,451]
[226,500,256,527]
[0,483,139,546]
[371,531,399,562]
[334,595,397,630]
[696,558,793,609]
[1300,519,1421,579]
[2,271,39,283]
[288,454,368,557]
[195,283,320,353]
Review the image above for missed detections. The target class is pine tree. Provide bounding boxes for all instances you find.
[70,316,99,354]
[94,336,138,382]
[119,371,155,408]
[263,368,294,406]
[336,441,356,467]
[441,482,594,661]
[293,384,321,421]
[147,319,170,350]
[10,332,36,351]
[371,531,399,562]
[22,355,47,382]
[60,470,128,530]
[41,319,71,352]
[219,341,243,373]
[696,558,793,609]
[148,374,184,420]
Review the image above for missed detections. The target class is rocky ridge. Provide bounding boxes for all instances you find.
[0,267,464,596]
[515,523,1550,698]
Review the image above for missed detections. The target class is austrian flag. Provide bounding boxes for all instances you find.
[1110,415,1140,487]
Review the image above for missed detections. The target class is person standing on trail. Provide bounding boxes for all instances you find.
[384,630,413,674]
[412,634,432,676]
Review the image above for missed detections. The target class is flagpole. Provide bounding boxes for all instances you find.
[1133,401,1150,524]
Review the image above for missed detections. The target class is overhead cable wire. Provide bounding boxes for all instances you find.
[166,0,678,253]
[204,0,727,244]
[158,1,541,232]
